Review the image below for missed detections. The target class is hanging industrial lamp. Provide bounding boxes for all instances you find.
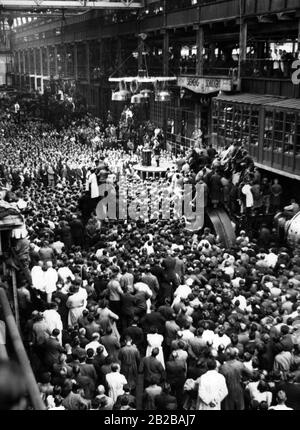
[112,90,130,101]
[155,89,171,102]
[131,93,146,104]
[109,34,176,102]
[140,88,153,99]
[111,80,130,102]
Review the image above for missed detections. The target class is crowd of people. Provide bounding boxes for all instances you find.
[1,97,300,412]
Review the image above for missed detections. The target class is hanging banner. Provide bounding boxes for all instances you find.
[178,76,233,94]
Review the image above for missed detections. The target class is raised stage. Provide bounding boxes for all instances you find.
[133,161,176,179]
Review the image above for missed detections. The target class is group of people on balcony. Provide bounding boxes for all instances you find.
[243,48,298,79]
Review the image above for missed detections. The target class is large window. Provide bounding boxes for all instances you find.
[233,107,242,140]
[35,48,41,76]
[77,44,87,80]
[296,114,300,155]
[285,112,296,153]
[41,47,48,76]
[29,49,35,74]
[57,46,65,78]
[212,100,259,146]
[66,46,74,78]
[24,52,29,74]
[274,111,284,152]
[264,110,273,149]
[250,108,259,146]
[212,100,219,134]
[242,106,250,138]
[48,46,55,77]
[263,110,300,155]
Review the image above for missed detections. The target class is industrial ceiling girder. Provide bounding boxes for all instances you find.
[0,0,142,12]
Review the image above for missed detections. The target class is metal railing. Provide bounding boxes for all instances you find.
[0,287,45,410]
[241,59,295,79]
[166,132,197,155]
[177,63,237,77]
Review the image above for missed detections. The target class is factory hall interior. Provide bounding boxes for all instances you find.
[1,0,300,413]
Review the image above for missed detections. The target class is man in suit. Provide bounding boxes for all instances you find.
[161,256,180,288]
[101,327,121,363]
[166,351,186,409]
[118,337,140,392]
[43,329,65,370]
[93,346,107,382]
[114,384,136,409]
[78,351,98,383]
[139,348,166,387]
[141,265,160,302]
[155,382,177,410]
[123,317,145,355]
[140,308,166,335]
[164,314,180,360]
[84,314,100,340]
[187,327,207,362]
[277,373,300,410]
[219,348,252,410]
[120,285,136,330]
[173,250,185,284]
[69,214,85,248]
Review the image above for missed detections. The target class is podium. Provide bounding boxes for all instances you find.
[142,149,152,167]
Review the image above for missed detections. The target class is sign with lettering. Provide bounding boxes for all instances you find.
[177,76,233,94]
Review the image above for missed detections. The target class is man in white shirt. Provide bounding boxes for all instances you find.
[58,262,75,284]
[222,261,235,280]
[172,283,192,307]
[44,261,58,303]
[268,390,293,410]
[264,249,278,268]
[51,239,65,255]
[202,326,216,345]
[196,358,228,410]
[31,261,46,294]
[241,183,254,211]
[134,281,152,313]
[43,302,63,344]
[212,327,231,350]
[143,240,155,256]
[14,102,20,113]
[106,363,127,403]
[231,277,245,289]
[85,333,108,356]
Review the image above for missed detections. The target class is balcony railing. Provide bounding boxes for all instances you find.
[166,132,197,155]
[241,59,295,79]
[165,0,218,11]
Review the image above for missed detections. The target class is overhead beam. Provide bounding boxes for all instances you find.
[257,15,276,23]
[0,0,142,10]
[109,77,177,83]
[6,11,86,17]
[277,12,294,21]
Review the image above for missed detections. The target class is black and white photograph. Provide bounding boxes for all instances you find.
[0,0,300,415]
